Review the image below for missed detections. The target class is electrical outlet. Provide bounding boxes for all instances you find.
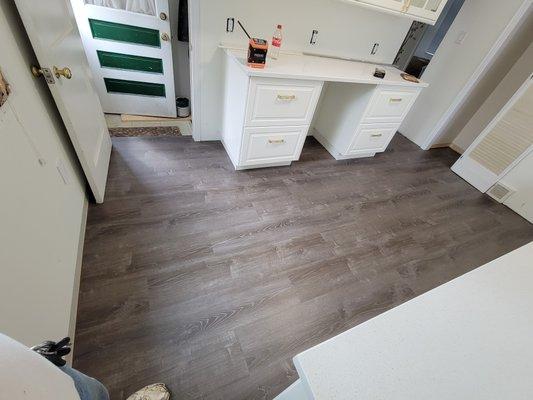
[310,30,318,45]
[226,18,235,33]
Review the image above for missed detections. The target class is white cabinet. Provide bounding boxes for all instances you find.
[363,87,420,123]
[348,123,398,154]
[222,49,426,169]
[222,54,323,170]
[274,379,311,400]
[314,84,421,159]
[246,78,322,127]
[241,126,308,167]
[340,0,448,25]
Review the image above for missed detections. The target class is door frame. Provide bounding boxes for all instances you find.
[422,0,532,150]
[188,0,202,141]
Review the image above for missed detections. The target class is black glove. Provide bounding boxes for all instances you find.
[31,337,71,367]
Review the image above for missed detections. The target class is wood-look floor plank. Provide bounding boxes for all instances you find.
[74,135,533,400]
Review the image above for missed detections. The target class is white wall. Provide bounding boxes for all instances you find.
[400,0,529,148]
[500,150,533,223]
[452,42,533,153]
[0,0,87,347]
[195,0,414,140]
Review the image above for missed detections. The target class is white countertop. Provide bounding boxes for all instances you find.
[293,242,533,400]
[224,48,428,88]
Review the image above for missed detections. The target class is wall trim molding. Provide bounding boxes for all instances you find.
[448,142,464,154]
[188,0,202,141]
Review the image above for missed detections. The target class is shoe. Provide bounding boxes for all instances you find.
[126,383,171,400]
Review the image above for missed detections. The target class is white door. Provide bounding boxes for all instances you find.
[500,149,533,223]
[451,77,533,193]
[14,0,112,203]
[71,0,176,117]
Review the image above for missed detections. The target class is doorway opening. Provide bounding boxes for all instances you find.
[70,0,192,138]
[394,0,465,78]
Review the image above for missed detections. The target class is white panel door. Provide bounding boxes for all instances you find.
[452,76,533,193]
[500,149,533,223]
[71,0,176,117]
[15,0,112,203]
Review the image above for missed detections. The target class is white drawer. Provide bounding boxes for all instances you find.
[363,87,420,123]
[245,78,323,127]
[241,126,308,165]
[348,123,398,153]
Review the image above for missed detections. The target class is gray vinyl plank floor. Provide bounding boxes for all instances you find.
[73,135,533,400]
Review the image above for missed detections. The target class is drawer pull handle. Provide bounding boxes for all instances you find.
[389,98,403,103]
[370,133,383,137]
[277,94,296,101]
[268,138,285,144]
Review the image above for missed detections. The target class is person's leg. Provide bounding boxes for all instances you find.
[60,365,110,400]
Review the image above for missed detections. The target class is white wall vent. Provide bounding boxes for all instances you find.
[469,83,533,175]
[451,77,533,193]
[487,183,514,203]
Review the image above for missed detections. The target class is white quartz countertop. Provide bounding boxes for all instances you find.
[224,48,429,88]
[293,242,533,400]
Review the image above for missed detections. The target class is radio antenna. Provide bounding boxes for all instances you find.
[237,20,252,39]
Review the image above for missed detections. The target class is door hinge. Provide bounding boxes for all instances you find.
[31,66,55,84]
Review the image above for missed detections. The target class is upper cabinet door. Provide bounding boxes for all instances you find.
[356,0,406,12]
[404,0,447,23]
[339,0,448,25]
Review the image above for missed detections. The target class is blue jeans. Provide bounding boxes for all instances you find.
[60,365,110,400]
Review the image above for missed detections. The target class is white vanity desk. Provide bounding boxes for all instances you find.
[221,48,428,170]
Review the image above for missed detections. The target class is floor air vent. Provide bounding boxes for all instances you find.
[487,183,514,203]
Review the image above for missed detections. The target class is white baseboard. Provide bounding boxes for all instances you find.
[312,128,376,160]
[449,142,465,154]
[451,156,496,193]
[430,143,452,149]
[430,142,464,154]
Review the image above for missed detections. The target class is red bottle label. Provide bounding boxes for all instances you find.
[272,37,281,47]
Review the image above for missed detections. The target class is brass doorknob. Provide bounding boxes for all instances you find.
[53,66,72,79]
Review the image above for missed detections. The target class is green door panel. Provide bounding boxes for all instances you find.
[89,19,160,47]
[97,51,163,73]
[104,78,166,97]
